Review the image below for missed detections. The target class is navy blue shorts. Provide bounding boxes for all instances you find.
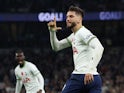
[62,74,102,93]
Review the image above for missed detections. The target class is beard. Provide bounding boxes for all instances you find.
[66,22,76,29]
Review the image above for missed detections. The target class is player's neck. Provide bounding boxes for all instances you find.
[72,24,82,34]
[19,61,25,68]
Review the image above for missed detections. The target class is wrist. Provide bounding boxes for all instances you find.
[50,30,56,32]
[48,27,56,32]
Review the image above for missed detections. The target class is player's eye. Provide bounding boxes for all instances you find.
[70,15,73,18]
[16,55,23,57]
[66,15,74,19]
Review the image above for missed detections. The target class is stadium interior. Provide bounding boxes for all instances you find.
[0,0,124,93]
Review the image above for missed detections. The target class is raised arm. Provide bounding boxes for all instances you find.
[48,17,71,51]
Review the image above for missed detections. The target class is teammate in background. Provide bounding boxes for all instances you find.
[14,49,45,93]
[47,6,104,93]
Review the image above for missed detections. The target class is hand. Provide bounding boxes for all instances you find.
[47,17,62,31]
[37,89,42,93]
[84,73,94,85]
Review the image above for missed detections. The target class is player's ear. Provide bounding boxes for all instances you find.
[76,17,81,24]
[77,19,80,24]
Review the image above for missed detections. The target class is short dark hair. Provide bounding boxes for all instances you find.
[15,49,24,54]
[68,5,84,18]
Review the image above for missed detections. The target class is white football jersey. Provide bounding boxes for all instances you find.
[67,26,102,74]
[15,61,45,93]
[50,26,104,75]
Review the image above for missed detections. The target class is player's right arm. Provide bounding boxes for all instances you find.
[15,69,23,93]
[15,79,23,93]
[47,17,72,51]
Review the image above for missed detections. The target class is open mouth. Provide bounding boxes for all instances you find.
[19,61,23,64]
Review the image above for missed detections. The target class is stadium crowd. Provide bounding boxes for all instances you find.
[0,0,124,13]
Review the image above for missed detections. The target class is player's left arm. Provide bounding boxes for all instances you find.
[36,73,45,93]
[80,29,104,67]
[84,37,104,85]
[30,64,45,93]
[80,30,104,84]
[88,37,104,67]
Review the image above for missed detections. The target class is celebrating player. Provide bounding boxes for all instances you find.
[48,6,104,93]
[14,49,45,93]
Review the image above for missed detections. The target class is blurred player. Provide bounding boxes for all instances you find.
[48,6,104,93]
[14,49,45,93]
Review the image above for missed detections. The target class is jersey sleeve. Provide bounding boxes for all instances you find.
[30,63,40,76]
[15,68,23,93]
[15,68,21,80]
[66,33,73,46]
[15,79,23,93]
[36,73,45,92]
[49,31,72,51]
[79,29,96,44]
